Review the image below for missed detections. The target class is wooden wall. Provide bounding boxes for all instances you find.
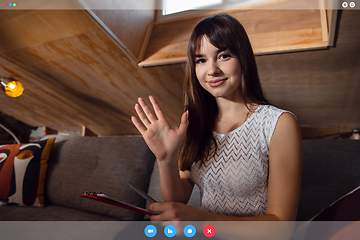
[0,10,359,138]
[256,10,360,137]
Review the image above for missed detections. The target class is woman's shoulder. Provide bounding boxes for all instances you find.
[253,105,298,145]
[253,104,295,119]
[256,104,290,113]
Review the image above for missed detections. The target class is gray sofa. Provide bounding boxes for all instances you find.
[0,135,359,221]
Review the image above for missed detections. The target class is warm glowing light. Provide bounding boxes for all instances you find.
[5,81,24,97]
[8,83,16,90]
[1,78,24,98]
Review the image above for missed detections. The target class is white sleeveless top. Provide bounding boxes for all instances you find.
[190,105,290,217]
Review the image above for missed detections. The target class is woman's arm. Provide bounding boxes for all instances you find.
[131,96,193,203]
[149,112,303,221]
[158,168,195,204]
[149,202,283,221]
[266,112,303,221]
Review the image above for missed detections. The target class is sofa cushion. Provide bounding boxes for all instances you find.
[0,138,55,207]
[45,136,155,220]
[0,204,118,221]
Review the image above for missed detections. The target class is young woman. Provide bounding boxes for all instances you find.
[131,14,303,221]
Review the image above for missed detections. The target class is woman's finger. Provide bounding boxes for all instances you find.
[138,97,157,123]
[148,202,164,221]
[149,203,170,221]
[149,96,167,122]
[177,110,189,137]
[148,202,163,212]
[135,103,151,128]
[150,213,162,221]
[149,202,184,221]
[131,116,146,135]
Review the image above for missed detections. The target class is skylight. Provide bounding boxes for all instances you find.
[162,0,223,15]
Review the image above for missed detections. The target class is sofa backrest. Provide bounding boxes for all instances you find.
[44,135,156,220]
[298,139,360,220]
[44,136,360,221]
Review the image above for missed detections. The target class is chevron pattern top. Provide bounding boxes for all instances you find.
[190,105,290,217]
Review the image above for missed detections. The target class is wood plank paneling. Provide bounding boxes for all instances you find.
[0,10,99,54]
[91,10,155,61]
[139,10,328,67]
[0,10,184,135]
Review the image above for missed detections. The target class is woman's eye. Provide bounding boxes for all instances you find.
[195,59,206,64]
[219,53,231,60]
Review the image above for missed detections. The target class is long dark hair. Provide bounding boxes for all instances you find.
[179,13,269,171]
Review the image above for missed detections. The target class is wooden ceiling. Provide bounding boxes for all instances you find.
[0,9,359,137]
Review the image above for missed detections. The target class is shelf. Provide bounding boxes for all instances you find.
[138,9,335,67]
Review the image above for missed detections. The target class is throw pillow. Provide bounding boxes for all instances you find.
[0,137,55,207]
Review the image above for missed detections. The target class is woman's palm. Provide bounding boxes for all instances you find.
[131,96,188,161]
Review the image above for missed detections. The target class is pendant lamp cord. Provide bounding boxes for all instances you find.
[0,123,20,144]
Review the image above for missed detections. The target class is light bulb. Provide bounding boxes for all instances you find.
[8,83,16,90]
[1,78,24,98]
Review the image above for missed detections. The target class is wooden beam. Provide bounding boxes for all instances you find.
[88,10,155,63]
[43,126,58,136]
[327,10,338,47]
[81,126,97,137]
[86,9,139,65]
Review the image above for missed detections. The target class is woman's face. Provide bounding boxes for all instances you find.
[195,37,242,101]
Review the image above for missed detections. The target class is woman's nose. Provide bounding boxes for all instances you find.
[207,61,221,76]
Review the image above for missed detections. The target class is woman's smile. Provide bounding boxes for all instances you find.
[208,78,227,87]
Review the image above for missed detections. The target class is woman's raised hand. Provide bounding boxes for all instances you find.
[131,96,189,162]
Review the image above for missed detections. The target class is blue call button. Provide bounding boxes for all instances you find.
[164,225,177,237]
[144,225,157,238]
[184,225,196,237]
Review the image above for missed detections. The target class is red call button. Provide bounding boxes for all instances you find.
[203,225,216,237]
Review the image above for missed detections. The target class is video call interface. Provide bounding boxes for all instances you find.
[0,0,359,239]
